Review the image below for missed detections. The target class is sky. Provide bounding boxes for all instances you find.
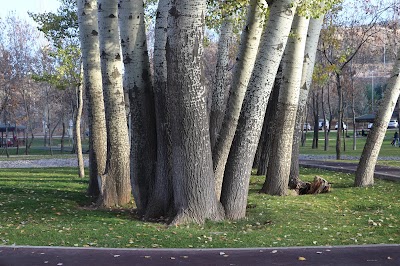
[0,0,60,23]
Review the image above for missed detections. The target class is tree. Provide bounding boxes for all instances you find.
[212,0,267,199]
[144,0,173,220]
[319,0,385,159]
[355,47,400,186]
[221,0,298,219]
[31,2,85,176]
[166,0,224,224]
[289,15,325,188]
[97,0,131,207]
[77,0,107,196]
[0,14,40,156]
[209,14,234,150]
[119,0,157,214]
[260,14,310,195]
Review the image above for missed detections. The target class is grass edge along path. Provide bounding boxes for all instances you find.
[0,167,399,248]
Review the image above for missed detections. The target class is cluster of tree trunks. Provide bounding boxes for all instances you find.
[76,0,400,224]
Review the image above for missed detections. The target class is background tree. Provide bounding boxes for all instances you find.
[355,45,400,187]
[77,0,107,196]
[319,0,385,159]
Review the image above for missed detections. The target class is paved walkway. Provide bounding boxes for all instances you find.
[1,245,399,266]
[300,160,400,182]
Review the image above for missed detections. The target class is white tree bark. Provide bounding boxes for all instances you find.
[119,0,157,214]
[289,15,325,188]
[209,16,234,149]
[355,47,400,187]
[167,0,223,224]
[212,0,267,200]
[77,0,107,197]
[75,64,85,178]
[221,0,298,220]
[97,0,131,207]
[261,14,310,196]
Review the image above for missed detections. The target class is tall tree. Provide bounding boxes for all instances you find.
[221,0,298,220]
[97,0,131,207]
[355,46,400,187]
[77,0,107,196]
[119,0,157,214]
[261,14,310,196]
[319,0,384,159]
[289,15,325,189]
[212,0,266,199]
[166,0,224,224]
[209,13,234,150]
[144,0,173,220]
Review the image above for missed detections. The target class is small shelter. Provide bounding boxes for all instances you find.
[0,124,26,147]
[355,114,375,123]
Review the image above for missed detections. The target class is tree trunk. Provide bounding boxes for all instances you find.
[221,0,297,220]
[256,67,282,176]
[75,69,85,178]
[166,0,224,224]
[212,0,266,200]
[322,86,328,151]
[77,0,107,198]
[97,0,131,207]
[261,14,309,196]
[145,0,174,220]
[119,0,157,215]
[209,16,233,150]
[335,73,343,160]
[312,91,319,149]
[61,120,65,154]
[289,16,324,188]
[355,48,400,187]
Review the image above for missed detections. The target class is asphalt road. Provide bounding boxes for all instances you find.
[1,245,399,266]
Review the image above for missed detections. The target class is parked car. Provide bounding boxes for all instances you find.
[318,119,329,130]
[303,123,311,131]
[335,122,347,130]
[368,123,373,129]
[388,119,398,128]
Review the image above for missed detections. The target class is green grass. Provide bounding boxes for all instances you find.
[300,129,400,158]
[1,167,399,248]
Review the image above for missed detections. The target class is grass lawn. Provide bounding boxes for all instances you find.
[300,129,400,158]
[0,167,399,248]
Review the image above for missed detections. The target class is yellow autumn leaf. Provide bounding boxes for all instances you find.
[298,257,307,261]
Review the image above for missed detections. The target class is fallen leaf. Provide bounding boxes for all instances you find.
[219,252,226,255]
[170,257,176,260]
[298,257,306,261]
[144,256,151,259]
[181,256,188,259]
[271,250,278,254]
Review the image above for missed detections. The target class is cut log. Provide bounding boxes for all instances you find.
[298,176,331,195]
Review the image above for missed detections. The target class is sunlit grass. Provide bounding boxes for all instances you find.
[300,129,400,158]
[0,167,399,248]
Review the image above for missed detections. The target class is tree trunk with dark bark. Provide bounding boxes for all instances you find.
[166,0,224,224]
